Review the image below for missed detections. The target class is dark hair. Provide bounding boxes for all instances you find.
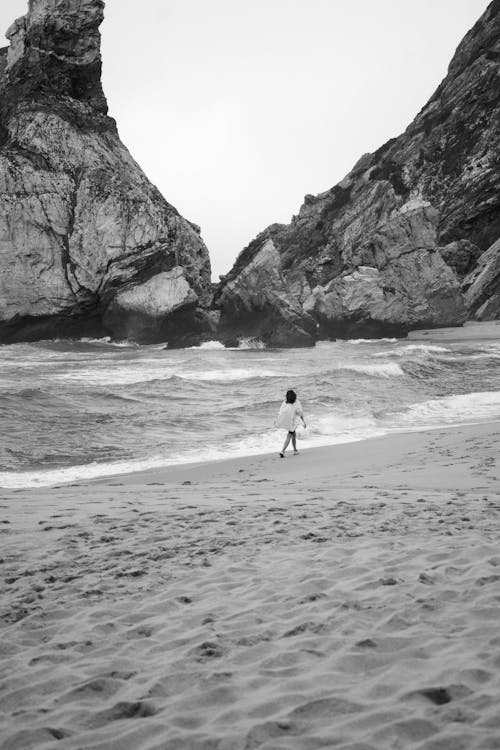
[285,389,296,404]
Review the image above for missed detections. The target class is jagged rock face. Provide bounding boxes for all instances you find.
[463,238,500,319]
[216,0,499,346]
[4,0,107,116]
[0,0,212,345]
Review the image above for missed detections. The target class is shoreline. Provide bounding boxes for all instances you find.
[1,416,499,491]
[1,419,498,520]
[98,418,500,490]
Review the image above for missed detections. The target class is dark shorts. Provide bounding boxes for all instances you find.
[288,430,296,436]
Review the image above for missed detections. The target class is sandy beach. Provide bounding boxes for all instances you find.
[1,422,499,749]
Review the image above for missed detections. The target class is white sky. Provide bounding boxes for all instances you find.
[1,0,491,278]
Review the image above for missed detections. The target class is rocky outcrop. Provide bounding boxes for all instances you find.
[0,0,212,345]
[463,239,500,319]
[216,0,500,346]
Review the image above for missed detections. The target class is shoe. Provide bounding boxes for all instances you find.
[293,450,299,455]
[279,452,285,458]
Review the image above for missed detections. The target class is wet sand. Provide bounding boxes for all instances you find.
[1,421,499,749]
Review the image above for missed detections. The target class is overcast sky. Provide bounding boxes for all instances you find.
[1,0,491,278]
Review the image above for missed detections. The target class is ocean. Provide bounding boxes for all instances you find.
[1,327,499,489]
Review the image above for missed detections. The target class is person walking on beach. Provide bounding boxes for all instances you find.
[276,389,306,457]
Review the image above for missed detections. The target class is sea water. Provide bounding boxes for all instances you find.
[1,327,499,488]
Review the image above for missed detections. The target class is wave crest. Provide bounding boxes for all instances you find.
[339,362,404,378]
[188,340,226,350]
[238,338,266,350]
[389,390,500,428]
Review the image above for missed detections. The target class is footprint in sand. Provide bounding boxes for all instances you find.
[85,699,158,728]
[189,640,225,662]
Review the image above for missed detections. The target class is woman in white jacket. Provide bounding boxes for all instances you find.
[276,389,306,457]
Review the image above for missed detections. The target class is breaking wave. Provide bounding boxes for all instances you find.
[338,362,404,377]
[397,390,500,428]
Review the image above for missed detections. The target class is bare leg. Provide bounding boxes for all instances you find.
[280,432,292,456]
[291,432,298,453]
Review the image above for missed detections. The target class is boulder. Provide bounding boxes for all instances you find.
[439,239,482,277]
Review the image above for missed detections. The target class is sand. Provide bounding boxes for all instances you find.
[1,422,499,750]
[408,320,500,342]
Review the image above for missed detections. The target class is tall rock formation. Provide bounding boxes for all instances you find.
[0,0,212,345]
[216,0,500,346]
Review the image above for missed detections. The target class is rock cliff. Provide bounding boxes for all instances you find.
[0,0,212,345]
[216,0,500,346]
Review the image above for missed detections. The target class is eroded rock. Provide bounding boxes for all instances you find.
[463,239,500,320]
[216,0,499,345]
[0,0,212,345]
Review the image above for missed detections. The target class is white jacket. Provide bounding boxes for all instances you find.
[276,399,304,431]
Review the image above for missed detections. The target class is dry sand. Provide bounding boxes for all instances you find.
[1,422,499,749]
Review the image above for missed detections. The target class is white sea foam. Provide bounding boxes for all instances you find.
[53,366,284,385]
[439,353,500,362]
[344,338,399,345]
[371,344,450,359]
[46,336,137,348]
[187,338,266,351]
[0,359,62,369]
[180,368,282,381]
[0,456,169,489]
[395,344,449,354]
[238,338,266,350]
[390,390,500,429]
[79,336,112,345]
[370,344,450,358]
[308,412,382,442]
[188,340,226,350]
[82,337,140,348]
[338,362,404,377]
[53,366,177,386]
[315,338,399,349]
